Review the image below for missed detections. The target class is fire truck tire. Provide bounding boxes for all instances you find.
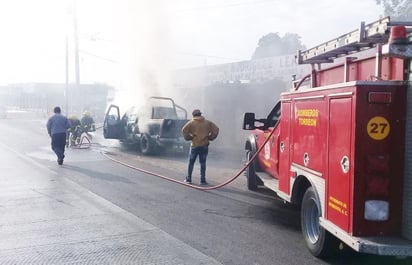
[246,150,259,190]
[301,187,339,257]
[140,134,156,155]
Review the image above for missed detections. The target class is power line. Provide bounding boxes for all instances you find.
[78,49,118,63]
[175,0,276,13]
[177,51,244,61]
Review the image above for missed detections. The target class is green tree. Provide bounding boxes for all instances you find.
[252,32,305,59]
[376,0,412,20]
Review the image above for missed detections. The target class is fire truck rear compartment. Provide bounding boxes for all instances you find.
[351,84,406,237]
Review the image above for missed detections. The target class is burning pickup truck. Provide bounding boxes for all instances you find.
[103,96,190,155]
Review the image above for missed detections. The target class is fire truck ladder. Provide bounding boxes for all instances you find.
[296,16,412,65]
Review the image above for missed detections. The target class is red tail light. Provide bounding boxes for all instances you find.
[365,155,390,198]
[366,155,389,174]
[368,92,392,104]
[366,177,390,198]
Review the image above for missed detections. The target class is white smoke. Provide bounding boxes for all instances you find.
[113,0,174,112]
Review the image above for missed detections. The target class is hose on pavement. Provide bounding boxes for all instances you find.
[101,126,276,191]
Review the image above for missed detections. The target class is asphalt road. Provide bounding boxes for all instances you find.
[1,111,411,265]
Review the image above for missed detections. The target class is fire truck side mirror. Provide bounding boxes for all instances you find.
[243,112,256,130]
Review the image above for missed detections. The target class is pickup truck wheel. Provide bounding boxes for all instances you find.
[140,134,156,155]
[246,150,258,191]
[301,187,338,257]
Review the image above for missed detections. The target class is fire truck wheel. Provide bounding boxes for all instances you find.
[246,150,258,190]
[301,187,338,257]
[140,134,156,155]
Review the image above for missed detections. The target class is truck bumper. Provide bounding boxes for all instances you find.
[156,136,189,148]
[321,218,412,256]
[357,236,412,256]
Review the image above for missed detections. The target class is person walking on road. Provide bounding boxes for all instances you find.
[47,106,70,165]
[182,109,219,185]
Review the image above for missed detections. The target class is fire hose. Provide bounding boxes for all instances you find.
[101,127,277,191]
[71,124,103,149]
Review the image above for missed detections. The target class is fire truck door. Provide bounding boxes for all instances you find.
[327,97,352,232]
[264,127,280,178]
[278,102,291,193]
[264,102,281,178]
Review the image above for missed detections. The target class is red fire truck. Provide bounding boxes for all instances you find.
[242,17,412,257]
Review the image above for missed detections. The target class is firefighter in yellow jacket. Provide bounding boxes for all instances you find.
[67,115,81,147]
[182,109,219,185]
[81,111,95,132]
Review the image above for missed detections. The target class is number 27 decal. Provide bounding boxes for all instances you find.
[367,116,390,140]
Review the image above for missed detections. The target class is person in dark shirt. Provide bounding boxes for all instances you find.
[46,106,69,165]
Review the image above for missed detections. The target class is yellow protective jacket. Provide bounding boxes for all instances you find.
[182,116,219,147]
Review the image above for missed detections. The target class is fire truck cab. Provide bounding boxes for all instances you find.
[243,17,412,257]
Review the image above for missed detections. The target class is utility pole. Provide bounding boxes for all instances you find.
[65,35,69,115]
[64,0,80,115]
[72,0,80,86]
[65,0,80,116]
